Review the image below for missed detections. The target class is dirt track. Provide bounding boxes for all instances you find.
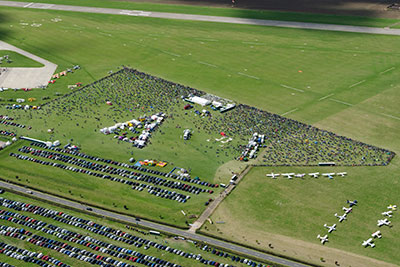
[121,0,400,19]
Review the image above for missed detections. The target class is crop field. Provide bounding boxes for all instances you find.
[0,190,271,267]
[0,4,399,267]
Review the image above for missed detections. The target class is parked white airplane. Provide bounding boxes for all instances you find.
[342,207,352,214]
[282,173,295,179]
[371,230,382,239]
[334,213,347,222]
[387,204,397,211]
[317,234,329,244]
[294,173,305,178]
[266,173,280,179]
[336,172,347,177]
[382,211,393,218]
[362,238,375,248]
[324,223,336,233]
[377,218,391,227]
[322,173,335,179]
[308,172,319,178]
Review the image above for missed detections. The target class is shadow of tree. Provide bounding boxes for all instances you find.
[128,0,400,19]
[0,11,11,40]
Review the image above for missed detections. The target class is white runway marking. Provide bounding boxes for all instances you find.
[23,2,33,8]
[380,67,395,75]
[343,50,369,54]
[197,38,218,42]
[281,108,298,116]
[161,51,181,57]
[99,32,112,37]
[318,93,334,101]
[237,72,259,80]
[280,84,304,93]
[330,98,353,106]
[242,41,265,45]
[380,113,400,121]
[349,80,366,88]
[119,10,151,16]
[198,61,217,68]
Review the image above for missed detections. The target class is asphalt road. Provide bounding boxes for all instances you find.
[189,166,252,233]
[0,180,309,267]
[0,40,57,88]
[0,1,400,35]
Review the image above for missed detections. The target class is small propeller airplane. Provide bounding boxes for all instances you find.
[308,172,319,178]
[317,234,329,244]
[282,173,295,179]
[377,218,391,227]
[336,172,347,177]
[294,173,305,178]
[324,223,336,233]
[362,238,375,248]
[371,230,382,239]
[266,173,280,179]
[334,213,347,222]
[347,200,358,207]
[387,204,397,211]
[322,173,335,179]
[342,207,352,214]
[382,211,393,218]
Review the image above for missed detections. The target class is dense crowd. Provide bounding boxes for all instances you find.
[40,68,395,166]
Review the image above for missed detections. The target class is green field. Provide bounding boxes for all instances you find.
[0,50,44,68]
[0,191,269,267]
[3,0,400,28]
[0,4,399,267]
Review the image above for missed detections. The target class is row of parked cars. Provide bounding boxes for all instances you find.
[0,262,14,267]
[0,197,250,267]
[10,151,188,203]
[30,141,219,188]
[0,119,25,128]
[0,130,16,137]
[0,242,68,267]
[0,210,180,267]
[0,209,47,230]
[22,145,213,195]
[202,246,267,267]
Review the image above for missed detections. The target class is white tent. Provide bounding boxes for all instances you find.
[191,96,211,106]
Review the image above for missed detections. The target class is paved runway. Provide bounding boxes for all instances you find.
[0,180,309,267]
[1,1,400,35]
[0,40,57,89]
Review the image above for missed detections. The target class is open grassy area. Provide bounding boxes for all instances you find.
[0,5,399,266]
[3,0,400,28]
[203,68,400,266]
[0,191,270,267]
[0,50,44,68]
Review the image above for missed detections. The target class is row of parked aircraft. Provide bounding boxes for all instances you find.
[317,200,357,245]
[266,172,347,179]
[362,204,397,248]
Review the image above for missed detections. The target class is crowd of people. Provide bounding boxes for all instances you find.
[39,68,395,167]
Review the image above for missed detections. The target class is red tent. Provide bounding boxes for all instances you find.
[220,132,226,137]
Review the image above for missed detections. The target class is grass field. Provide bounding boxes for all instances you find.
[3,0,400,28]
[0,5,399,266]
[0,50,44,68]
[202,54,400,266]
[0,191,270,267]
